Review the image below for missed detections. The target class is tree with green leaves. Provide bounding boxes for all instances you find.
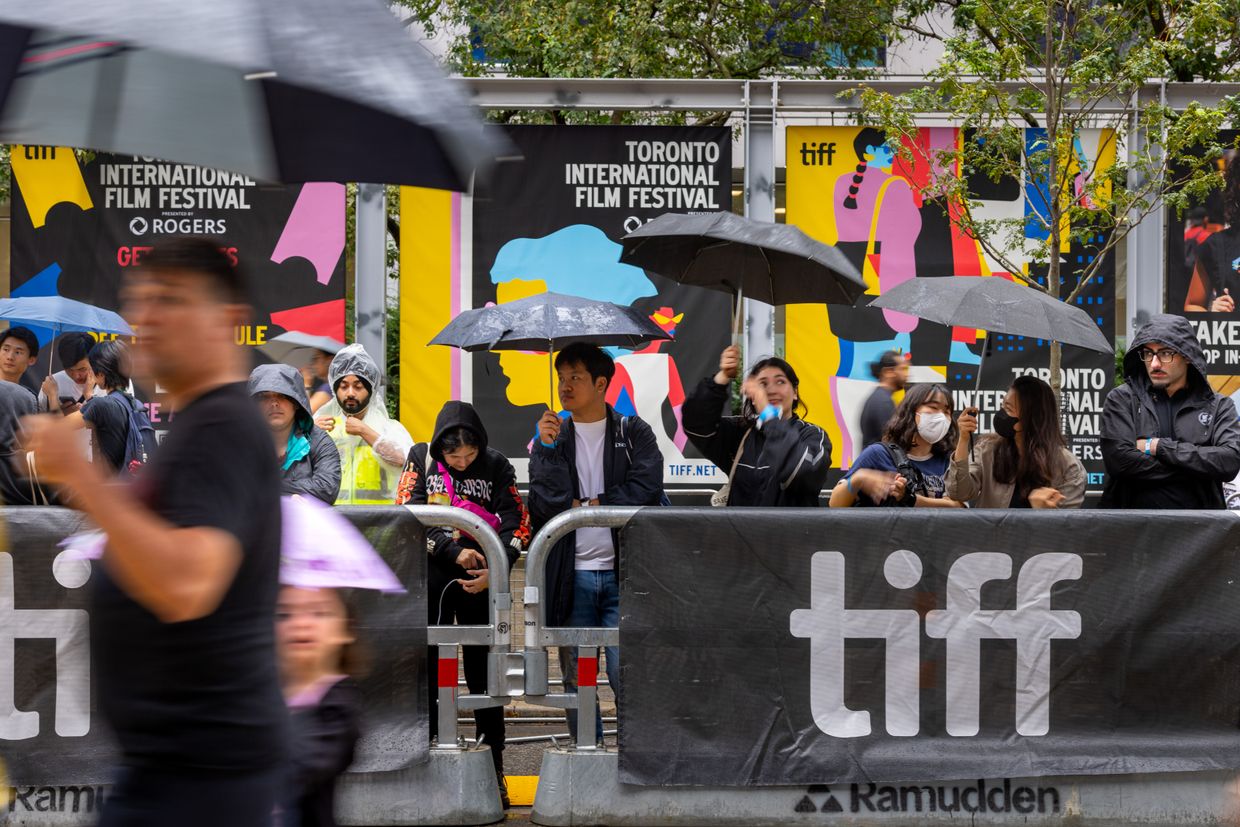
[856,0,1240,398]
[401,0,896,123]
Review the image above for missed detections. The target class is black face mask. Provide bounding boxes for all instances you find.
[993,408,1019,439]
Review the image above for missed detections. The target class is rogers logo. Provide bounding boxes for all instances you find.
[128,217,148,235]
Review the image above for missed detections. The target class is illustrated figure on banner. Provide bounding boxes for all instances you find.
[488,224,699,472]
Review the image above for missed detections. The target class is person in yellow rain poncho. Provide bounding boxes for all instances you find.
[314,344,413,505]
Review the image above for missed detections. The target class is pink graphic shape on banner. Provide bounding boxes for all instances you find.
[271,299,346,342]
[271,182,345,285]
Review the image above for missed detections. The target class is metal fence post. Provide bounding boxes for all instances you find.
[435,643,460,749]
[404,505,514,752]
[575,645,600,751]
[522,506,641,747]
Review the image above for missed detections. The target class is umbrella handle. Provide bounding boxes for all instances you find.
[732,287,744,345]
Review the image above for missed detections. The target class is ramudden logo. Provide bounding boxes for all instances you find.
[793,780,1061,815]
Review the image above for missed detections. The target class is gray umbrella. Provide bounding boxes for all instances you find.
[0,2,511,189]
[429,292,671,403]
[869,276,1113,354]
[620,212,867,332]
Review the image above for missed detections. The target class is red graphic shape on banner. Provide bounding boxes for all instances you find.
[270,299,346,342]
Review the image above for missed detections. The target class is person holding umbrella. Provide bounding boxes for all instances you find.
[683,345,830,507]
[947,375,1086,508]
[529,343,664,744]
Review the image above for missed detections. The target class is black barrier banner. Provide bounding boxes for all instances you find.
[2,506,426,796]
[619,509,1240,786]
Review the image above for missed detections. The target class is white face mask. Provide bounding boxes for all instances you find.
[916,411,950,445]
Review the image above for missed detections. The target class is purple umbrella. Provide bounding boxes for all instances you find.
[60,495,403,593]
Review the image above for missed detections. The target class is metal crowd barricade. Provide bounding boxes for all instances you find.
[335,505,515,827]
[409,504,522,749]
[522,505,641,749]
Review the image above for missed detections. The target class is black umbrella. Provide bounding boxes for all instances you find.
[429,292,671,405]
[869,275,1113,391]
[0,1,512,189]
[620,211,867,334]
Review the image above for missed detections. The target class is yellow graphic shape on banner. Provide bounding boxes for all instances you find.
[399,186,456,442]
[1046,130,1117,253]
[494,279,559,409]
[786,126,859,469]
[11,146,93,229]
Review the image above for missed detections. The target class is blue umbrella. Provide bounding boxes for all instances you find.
[0,296,132,336]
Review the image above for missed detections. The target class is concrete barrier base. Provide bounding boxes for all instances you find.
[336,746,503,826]
[5,748,502,827]
[532,748,1240,826]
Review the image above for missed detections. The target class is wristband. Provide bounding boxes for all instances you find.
[1143,442,1151,456]
[846,475,855,494]
[758,404,780,424]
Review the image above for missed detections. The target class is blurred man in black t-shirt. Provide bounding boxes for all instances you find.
[22,238,287,827]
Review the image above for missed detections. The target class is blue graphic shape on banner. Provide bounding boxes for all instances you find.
[12,262,63,348]
[491,224,657,305]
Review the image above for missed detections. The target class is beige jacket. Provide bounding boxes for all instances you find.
[945,436,1086,508]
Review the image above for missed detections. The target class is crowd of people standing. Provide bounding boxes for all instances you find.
[9,236,1240,827]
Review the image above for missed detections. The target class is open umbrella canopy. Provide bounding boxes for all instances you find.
[260,331,345,368]
[0,295,132,335]
[429,292,671,353]
[869,276,1113,354]
[60,495,405,594]
[619,211,867,306]
[0,0,512,189]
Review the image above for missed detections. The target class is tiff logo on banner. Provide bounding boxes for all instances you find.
[789,550,1081,738]
[0,551,91,740]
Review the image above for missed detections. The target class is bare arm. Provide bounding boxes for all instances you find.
[23,414,241,623]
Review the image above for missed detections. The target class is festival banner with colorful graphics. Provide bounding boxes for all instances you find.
[400,186,463,444]
[463,125,733,485]
[786,127,1116,491]
[10,145,346,424]
[1163,132,1240,506]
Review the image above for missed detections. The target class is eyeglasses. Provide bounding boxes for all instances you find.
[1138,348,1178,363]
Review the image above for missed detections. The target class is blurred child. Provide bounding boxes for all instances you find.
[276,586,365,827]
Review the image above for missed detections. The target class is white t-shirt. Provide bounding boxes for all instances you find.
[37,370,92,459]
[572,417,614,569]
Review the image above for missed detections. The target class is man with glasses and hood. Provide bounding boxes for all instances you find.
[1100,314,1240,508]
[250,363,341,505]
[315,344,412,505]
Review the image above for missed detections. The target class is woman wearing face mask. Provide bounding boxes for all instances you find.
[683,345,831,507]
[829,383,963,507]
[947,375,1085,508]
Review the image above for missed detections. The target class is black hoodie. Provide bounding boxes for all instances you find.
[1100,314,1240,508]
[396,401,530,577]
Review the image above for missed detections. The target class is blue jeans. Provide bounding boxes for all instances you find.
[558,569,620,744]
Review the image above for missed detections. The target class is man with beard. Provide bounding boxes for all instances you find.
[1101,314,1240,508]
[314,343,412,504]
